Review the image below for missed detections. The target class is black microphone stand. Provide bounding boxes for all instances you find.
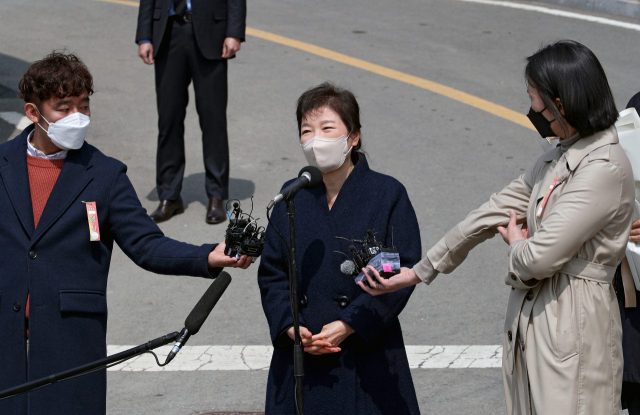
[0,332,179,401]
[286,199,305,415]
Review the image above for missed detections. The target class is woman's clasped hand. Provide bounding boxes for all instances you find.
[286,321,354,355]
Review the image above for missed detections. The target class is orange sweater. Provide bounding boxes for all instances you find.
[26,154,65,338]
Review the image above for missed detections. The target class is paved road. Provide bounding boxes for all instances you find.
[0,0,638,413]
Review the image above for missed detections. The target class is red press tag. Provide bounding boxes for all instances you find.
[85,202,100,241]
[536,176,559,217]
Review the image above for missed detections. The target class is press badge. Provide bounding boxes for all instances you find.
[536,176,559,217]
[83,201,100,241]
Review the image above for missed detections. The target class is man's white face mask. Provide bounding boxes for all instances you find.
[36,107,90,151]
[301,133,353,173]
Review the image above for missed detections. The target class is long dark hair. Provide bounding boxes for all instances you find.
[296,82,364,164]
[525,40,618,138]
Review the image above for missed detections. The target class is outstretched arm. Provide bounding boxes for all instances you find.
[361,171,534,295]
[109,164,249,278]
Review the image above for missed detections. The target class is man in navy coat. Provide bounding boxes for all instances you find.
[0,52,250,414]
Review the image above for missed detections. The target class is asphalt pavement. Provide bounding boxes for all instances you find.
[0,0,638,413]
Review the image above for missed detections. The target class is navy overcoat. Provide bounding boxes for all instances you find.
[258,157,422,415]
[0,125,219,415]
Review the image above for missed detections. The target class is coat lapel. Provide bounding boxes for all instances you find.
[31,143,93,244]
[304,159,370,249]
[0,126,36,238]
[326,157,370,218]
[315,157,371,242]
[530,135,593,234]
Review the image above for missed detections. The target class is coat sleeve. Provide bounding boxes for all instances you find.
[135,0,155,44]
[108,163,219,278]
[226,0,246,41]
[338,185,422,345]
[508,159,630,283]
[425,169,534,275]
[258,204,306,349]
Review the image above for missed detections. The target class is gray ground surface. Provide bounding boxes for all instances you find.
[533,0,640,20]
[1,0,638,413]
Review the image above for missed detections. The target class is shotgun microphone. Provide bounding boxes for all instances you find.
[164,272,232,364]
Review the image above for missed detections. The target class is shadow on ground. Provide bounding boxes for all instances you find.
[145,173,256,207]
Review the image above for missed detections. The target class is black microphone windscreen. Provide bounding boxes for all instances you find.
[299,166,323,189]
[184,272,232,335]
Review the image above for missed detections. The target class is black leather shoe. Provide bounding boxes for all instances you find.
[206,198,227,224]
[150,197,184,223]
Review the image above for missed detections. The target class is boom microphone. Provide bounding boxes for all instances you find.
[267,166,323,209]
[164,272,232,364]
[0,272,232,401]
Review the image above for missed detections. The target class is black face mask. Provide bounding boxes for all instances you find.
[526,107,555,138]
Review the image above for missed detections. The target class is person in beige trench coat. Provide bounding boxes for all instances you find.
[359,40,634,415]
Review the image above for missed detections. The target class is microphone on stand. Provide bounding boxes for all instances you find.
[265,166,322,415]
[0,271,233,402]
[164,272,232,364]
[267,166,323,209]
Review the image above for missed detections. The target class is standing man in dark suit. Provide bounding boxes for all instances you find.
[0,51,251,415]
[135,0,246,224]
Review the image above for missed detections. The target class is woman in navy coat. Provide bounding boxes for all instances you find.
[258,83,422,414]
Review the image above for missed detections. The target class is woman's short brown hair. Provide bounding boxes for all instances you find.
[296,82,364,164]
[18,51,94,104]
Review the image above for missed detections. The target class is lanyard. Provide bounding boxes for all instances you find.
[536,176,560,218]
[83,201,101,241]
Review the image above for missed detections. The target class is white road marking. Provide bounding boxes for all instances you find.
[405,345,502,369]
[106,345,503,371]
[455,0,640,32]
[0,111,31,131]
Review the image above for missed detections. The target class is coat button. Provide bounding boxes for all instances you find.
[28,250,37,259]
[13,302,21,312]
[300,294,308,307]
[338,296,350,309]
[510,274,516,281]
[526,290,534,301]
[507,331,512,341]
[511,287,515,291]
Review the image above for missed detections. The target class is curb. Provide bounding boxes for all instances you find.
[529,0,640,19]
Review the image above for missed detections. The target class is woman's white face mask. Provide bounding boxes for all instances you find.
[301,133,353,173]
[36,107,90,151]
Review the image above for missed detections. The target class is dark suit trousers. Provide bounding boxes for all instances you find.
[154,19,229,201]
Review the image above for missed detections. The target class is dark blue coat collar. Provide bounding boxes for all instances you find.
[0,124,94,242]
[309,155,371,216]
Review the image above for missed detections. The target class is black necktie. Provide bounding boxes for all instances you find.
[174,0,187,16]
